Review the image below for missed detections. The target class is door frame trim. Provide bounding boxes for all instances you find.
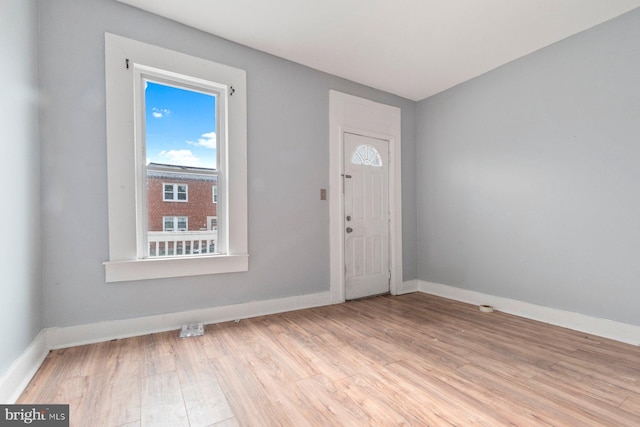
[329,90,402,303]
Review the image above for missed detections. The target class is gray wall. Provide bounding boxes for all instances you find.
[0,0,42,376]
[417,8,640,326]
[3,0,638,379]
[38,0,417,328]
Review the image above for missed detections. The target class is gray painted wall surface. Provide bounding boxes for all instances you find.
[417,8,640,326]
[38,0,417,327]
[0,0,42,376]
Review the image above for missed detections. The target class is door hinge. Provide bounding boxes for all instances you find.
[125,58,130,69]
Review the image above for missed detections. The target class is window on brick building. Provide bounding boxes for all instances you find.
[163,216,188,232]
[163,183,188,202]
[207,216,218,231]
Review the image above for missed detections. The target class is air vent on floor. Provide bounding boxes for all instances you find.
[179,322,204,338]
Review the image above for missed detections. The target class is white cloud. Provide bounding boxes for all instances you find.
[158,149,201,167]
[151,108,170,118]
[187,131,216,149]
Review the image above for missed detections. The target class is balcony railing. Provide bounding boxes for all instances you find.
[148,231,218,257]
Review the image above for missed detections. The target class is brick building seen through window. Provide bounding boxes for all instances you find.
[146,163,218,256]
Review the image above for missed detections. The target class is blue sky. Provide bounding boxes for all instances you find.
[145,81,217,169]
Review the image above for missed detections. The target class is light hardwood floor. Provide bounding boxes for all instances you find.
[18,293,640,426]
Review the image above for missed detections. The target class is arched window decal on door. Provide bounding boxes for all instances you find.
[351,144,383,167]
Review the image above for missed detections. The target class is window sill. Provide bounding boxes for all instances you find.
[104,254,248,283]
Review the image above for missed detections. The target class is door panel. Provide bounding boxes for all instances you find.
[344,133,389,300]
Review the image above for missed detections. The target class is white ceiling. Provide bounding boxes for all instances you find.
[117,0,640,101]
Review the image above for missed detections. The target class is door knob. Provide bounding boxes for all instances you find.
[346,227,353,233]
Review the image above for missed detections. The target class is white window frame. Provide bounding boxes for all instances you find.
[163,183,188,202]
[212,185,218,204]
[207,216,218,231]
[104,33,248,282]
[163,216,188,232]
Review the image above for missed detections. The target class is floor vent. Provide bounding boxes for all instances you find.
[179,322,204,338]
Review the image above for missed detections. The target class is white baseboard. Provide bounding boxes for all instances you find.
[0,330,49,404]
[418,280,640,346]
[1,291,332,401]
[397,279,420,295]
[46,291,332,350]
[9,283,636,404]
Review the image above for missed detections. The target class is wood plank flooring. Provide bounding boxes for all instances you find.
[18,293,640,426]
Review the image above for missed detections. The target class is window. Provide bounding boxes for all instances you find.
[207,216,218,231]
[351,144,382,167]
[163,216,188,232]
[163,183,188,202]
[104,33,248,282]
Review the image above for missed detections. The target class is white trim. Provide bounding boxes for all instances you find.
[329,90,402,303]
[1,291,332,400]
[162,182,188,202]
[104,253,248,282]
[398,279,420,295]
[5,287,638,401]
[417,280,640,346]
[46,291,332,350]
[162,215,188,232]
[0,331,49,404]
[104,33,248,281]
[207,215,218,231]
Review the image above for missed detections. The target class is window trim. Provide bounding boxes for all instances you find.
[163,216,188,232]
[104,33,248,282]
[163,183,188,202]
[207,215,218,231]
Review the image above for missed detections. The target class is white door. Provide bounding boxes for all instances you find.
[344,132,390,300]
